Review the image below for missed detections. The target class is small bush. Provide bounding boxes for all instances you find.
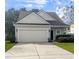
[56,34,74,42]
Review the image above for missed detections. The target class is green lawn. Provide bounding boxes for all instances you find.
[5,41,15,52]
[55,43,74,53]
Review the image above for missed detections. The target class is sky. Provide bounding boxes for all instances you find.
[5,0,73,12]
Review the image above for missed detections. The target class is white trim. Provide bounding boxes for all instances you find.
[18,28,19,42]
[51,25,69,27]
[15,24,50,27]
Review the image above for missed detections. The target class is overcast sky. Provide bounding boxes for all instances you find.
[5,0,73,12]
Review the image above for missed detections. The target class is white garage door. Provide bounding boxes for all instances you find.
[17,29,49,42]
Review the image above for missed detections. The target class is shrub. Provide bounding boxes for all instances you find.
[5,33,15,43]
[56,34,74,42]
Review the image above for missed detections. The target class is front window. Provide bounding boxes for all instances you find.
[57,30,60,33]
[56,30,61,35]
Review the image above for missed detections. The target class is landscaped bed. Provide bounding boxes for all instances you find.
[5,41,15,52]
[55,43,74,53]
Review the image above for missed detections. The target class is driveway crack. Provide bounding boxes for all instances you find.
[33,43,40,59]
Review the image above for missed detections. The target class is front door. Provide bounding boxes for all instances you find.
[51,30,53,41]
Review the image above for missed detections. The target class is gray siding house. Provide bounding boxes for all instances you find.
[14,10,69,42]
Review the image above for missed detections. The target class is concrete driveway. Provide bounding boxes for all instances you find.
[5,43,74,59]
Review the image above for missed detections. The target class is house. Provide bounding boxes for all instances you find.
[14,10,69,42]
[70,24,74,34]
[66,23,74,34]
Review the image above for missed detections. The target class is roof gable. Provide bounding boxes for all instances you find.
[37,11,56,21]
[16,12,49,24]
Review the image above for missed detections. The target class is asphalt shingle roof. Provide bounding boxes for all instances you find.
[47,20,67,25]
[16,10,68,26]
[47,12,64,22]
[18,11,31,20]
[37,11,55,21]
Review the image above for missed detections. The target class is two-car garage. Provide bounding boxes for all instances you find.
[15,26,50,42]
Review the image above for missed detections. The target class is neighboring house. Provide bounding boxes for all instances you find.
[70,24,74,34]
[67,23,74,34]
[14,10,69,42]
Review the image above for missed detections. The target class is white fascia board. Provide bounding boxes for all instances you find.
[51,25,69,27]
[14,24,50,28]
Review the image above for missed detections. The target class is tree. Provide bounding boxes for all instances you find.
[56,1,74,25]
[31,9,39,13]
[5,8,19,42]
[20,8,27,11]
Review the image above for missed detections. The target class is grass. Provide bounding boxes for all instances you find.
[55,42,74,53]
[5,40,74,53]
[5,41,15,52]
